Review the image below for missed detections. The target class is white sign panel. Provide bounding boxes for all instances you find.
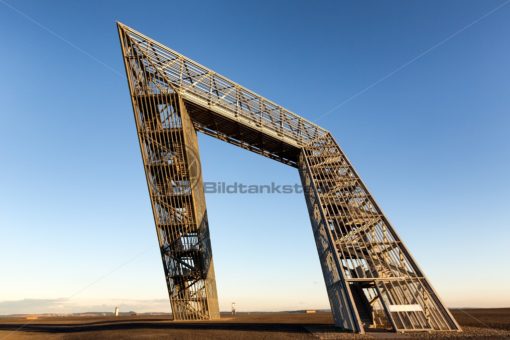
[388,304,423,312]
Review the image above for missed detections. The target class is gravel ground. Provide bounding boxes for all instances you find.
[0,309,508,339]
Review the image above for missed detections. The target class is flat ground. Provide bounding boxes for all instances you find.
[0,309,509,339]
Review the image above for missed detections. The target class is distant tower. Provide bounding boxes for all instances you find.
[114,307,119,317]
[231,302,236,316]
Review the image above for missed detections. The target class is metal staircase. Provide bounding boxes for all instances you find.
[300,133,460,332]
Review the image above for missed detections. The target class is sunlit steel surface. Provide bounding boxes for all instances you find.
[117,22,461,333]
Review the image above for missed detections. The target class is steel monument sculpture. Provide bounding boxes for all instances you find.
[117,23,460,334]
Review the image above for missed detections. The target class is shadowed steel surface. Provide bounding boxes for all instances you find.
[117,22,461,333]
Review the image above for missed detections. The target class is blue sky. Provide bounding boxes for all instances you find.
[0,0,509,314]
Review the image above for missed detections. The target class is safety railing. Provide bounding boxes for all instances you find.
[120,23,328,146]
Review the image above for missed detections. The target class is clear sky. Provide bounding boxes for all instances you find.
[0,0,509,314]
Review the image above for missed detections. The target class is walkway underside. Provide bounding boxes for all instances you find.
[118,22,461,333]
[185,101,301,166]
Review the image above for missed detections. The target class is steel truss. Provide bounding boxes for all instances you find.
[117,22,461,333]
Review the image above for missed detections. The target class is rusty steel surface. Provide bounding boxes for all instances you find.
[117,22,461,333]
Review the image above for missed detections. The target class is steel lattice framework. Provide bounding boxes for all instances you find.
[117,22,461,333]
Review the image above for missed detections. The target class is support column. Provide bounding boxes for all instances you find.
[299,134,460,332]
[134,92,219,320]
[298,151,362,332]
[119,25,220,320]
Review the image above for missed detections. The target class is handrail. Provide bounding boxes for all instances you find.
[119,22,328,147]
